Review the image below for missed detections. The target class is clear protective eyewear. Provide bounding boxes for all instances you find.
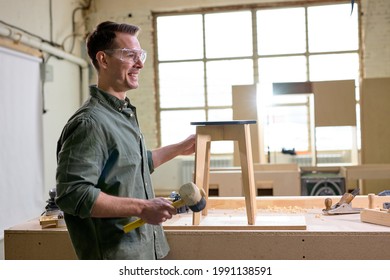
[104,48,147,64]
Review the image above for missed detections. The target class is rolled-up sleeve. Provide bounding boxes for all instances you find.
[147,150,154,174]
[56,117,105,218]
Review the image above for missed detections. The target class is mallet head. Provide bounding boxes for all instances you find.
[178,182,206,212]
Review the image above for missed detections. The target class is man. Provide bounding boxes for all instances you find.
[56,21,195,260]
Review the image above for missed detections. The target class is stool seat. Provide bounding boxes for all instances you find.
[191,120,257,225]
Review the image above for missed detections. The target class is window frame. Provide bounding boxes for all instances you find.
[153,1,361,151]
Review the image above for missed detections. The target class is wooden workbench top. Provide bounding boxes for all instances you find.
[6,195,390,233]
[5,195,390,260]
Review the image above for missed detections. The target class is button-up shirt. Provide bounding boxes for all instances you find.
[56,85,169,259]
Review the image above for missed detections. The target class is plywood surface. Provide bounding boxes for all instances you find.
[361,77,390,164]
[6,196,390,260]
[312,80,356,127]
[163,209,306,230]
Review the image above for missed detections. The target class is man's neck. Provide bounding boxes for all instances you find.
[97,83,127,100]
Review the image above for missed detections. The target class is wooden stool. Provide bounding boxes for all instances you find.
[190,120,257,225]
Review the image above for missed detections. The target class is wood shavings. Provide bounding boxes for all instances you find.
[261,205,308,214]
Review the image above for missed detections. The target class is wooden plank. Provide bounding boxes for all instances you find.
[164,209,306,230]
[360,78,390,193]
[312,80,356,127]
[206,195,390,210]
[232,85,262,164]
[361,209,390,227]
[341,164,390,180]
[361,77,390,164]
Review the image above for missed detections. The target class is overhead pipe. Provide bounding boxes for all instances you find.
[0,25,89,103]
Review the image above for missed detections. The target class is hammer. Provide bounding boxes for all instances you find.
[123,182,206,233]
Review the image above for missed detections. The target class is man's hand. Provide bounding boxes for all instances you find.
[138,197,177,224]
[152,134,196,168]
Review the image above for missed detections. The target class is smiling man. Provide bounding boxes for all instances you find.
[55,21,195,260]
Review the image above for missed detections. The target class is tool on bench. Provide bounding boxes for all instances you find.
[322,187,362,215]
[123,182,206,233]
[39,188,65,228]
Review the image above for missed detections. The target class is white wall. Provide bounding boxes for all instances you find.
[0,0,87,195]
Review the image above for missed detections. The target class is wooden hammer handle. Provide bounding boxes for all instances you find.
[123,199,185,233]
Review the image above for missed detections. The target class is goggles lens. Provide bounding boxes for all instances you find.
[104,48,147,64]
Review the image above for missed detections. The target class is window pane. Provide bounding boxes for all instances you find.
[309,53,359,81]
[157,15,204,60]
[208,109,234,154]
[308,4,359,52]
[257,8,306,55]
[159,62,205,108]
[316,126,357,165]
[160,110,204,146]
[207,59,254,106]
[205,11,253,58]
[265,105,309,152]
[316,126,355,150]
[259,56,307,83]
[208,108,232,121]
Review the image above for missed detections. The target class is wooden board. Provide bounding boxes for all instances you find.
[232,84,262,165]
[163,209,306,230]
[39,215,66,229]
[361,209,390,227]
[312,80,356,127]
[360,78,390,193]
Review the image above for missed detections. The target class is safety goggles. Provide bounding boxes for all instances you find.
[103,48,147,64]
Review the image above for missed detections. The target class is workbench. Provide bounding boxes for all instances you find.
[4,196,390,260]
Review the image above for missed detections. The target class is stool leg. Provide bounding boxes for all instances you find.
[193,133,211,225]
[237,124,257,225]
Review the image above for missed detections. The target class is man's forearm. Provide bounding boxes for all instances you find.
[90,192,144,218]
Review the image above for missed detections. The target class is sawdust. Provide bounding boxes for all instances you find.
[260,205,308,214]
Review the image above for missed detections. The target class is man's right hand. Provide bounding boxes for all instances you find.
[138,197,177,225]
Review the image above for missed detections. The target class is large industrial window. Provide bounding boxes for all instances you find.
[155,2,359,164]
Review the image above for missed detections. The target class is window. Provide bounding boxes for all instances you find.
[155,2,359,164]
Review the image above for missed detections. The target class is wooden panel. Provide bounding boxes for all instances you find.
[341,164,390,180]
[232,85,262,164]
[312,80,356,127]
[165,231,390,260]
[361,209,390,227]
[361,78,390,163]
[4,219,76,260]
[360,78,390,193]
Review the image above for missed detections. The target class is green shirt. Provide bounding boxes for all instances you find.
[56,85,169,260]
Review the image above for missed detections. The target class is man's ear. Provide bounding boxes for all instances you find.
[96,51,108,69]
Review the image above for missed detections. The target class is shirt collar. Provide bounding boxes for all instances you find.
[90,85,132,112]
